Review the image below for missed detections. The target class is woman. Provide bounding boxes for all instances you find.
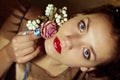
[0,1,120,80]
[15,4,120,80]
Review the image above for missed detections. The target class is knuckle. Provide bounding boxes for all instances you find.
[31,41,35,45]
[27,35,32,40]
[13,47,18,51]
[14,52,19,57]
[12,37,18,43]
[12,39,16,44]
[17,59,23,63]
[16,59,20,63]
[33,51,38,57]
[30,47,34,52]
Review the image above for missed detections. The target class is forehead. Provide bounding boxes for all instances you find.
[89,14,116,64]
[77,14,116,64]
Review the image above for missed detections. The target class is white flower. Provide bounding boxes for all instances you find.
[58,22,61,26]
[63,7,67,10]
[64,18,68,21]
[28,20,31,24]
[26,19,40,30]
[56,18,60,23]
[36,19,40,24]
[63,14,68,17]
[32,20,37,25]
[55,13,58,18]
[26,4,68,33]
[61,20,64,23]
[61,10,66,14]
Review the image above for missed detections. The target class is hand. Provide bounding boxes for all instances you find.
[5,31,41,63]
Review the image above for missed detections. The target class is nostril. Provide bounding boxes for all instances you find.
[64,36,73,50]
[67,41,73,50]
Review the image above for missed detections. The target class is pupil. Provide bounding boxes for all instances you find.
[81,24,84,30]
[84,48,90,59]
[85,51,88,55]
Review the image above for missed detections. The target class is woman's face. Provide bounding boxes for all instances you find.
[45,14,116,67]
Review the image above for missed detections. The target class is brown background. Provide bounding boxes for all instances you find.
[0,0,120,26]
[0,0,120,40]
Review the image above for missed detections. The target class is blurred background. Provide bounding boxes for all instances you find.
[0,0,120,23]
[0,0,120,29]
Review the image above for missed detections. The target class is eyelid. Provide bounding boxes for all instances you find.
[83,46,96,61]
[78,17,89,33]
[78,20,86,33]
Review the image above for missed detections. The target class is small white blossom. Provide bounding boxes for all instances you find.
[61,20,64,23]
[36,19,40,24]
[55,13,58,18]
[26,19,40,30]
[35,24,39,28]
[32,20,37,25]
[26,4,68,31]
[26,23,29,28]
[32,26,36,30]
[64,18,68,21]
[48,4,54,7]
[61,10,66,14]
[63,14,68,17]
[28,20,31,24]
[58,22,61,26]
[27,25,33,30]
[63,7,67,10]
[56,18,60,23]
[57,15,61,19]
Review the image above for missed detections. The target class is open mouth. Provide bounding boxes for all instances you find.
[53,37,61,54]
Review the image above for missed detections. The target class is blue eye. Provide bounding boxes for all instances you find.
[83,48,90,60]
[78,20,86,32]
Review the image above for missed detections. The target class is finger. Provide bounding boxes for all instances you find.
[17,47,40,63]
[17,31,34,36]
[14,33,40,43]
[15,46,34,57]
[16,40,35,50]
[17,30,40,40]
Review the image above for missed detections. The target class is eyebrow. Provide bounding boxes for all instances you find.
[87,17,97,61]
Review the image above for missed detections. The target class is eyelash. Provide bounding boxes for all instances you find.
[78,20,86,32]
[83,48,91,60]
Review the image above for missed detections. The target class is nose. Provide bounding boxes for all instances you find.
[63,35,79,50]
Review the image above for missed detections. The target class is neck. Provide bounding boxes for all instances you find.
[34,55,68,76]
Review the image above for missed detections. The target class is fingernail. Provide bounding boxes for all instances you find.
[39,45,43,50]
[34,28,40,36]
[23,30,28,35]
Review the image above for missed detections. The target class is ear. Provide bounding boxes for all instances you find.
[80,67,96,72]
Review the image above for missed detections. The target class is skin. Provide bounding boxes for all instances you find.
[0,5,42,78]
[0,13,117,78]
[45,14,116,69]
[0,31,41,77]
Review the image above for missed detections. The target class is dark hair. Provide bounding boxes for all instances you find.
[81,4,120,80]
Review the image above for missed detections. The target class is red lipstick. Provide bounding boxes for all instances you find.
[54,37,61,54]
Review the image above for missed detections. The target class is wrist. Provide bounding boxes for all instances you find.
[0,46,14,77]
[1,46,14,64]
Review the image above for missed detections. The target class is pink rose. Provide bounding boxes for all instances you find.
[40,20,58,39]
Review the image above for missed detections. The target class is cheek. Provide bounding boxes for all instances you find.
[59,23,77,35]
[61,50,85,66]
[44,38,54,55]
[44,39,51,54]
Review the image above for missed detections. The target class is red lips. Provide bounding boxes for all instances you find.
[54,37,61,54]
